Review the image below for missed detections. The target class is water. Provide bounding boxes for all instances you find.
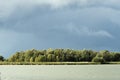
[0,65,120,80]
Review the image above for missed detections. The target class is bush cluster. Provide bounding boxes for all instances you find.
[6,49,120,63]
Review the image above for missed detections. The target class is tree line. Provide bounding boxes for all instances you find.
[0,49,120,63]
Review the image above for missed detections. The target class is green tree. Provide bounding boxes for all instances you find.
[47,54,55,62]
[113,53,120,61]
[0,55,4,61]
[80,50,96,61]
[92,57,105,63]
[35,56,46,62]
[99,50,112,61]
[30,57,34,62]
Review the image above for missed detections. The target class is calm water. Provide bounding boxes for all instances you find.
[0,65,120,80]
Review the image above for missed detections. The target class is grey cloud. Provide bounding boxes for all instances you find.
[1,0,120,18]
[0,0,120,57]
[67,25,113,38]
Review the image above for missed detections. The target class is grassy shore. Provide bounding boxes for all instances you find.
[0,62,120,65]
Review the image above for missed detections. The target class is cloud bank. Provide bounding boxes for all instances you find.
[0,0,120,57]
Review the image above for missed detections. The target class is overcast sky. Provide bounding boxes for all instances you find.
[0,0,120,57]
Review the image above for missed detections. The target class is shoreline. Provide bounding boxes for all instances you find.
[0,62,120,65]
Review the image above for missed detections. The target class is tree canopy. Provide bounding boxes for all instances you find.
[6,49,120,63]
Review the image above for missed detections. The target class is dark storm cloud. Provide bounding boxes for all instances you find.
[0,0,120,57]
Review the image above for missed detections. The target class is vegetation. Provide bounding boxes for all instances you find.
[92,57,105,64]
[1,49,120,65]
[0,55,4,61]
[0,62,104,65]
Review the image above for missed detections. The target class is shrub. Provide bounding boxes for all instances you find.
[92,57,105,64]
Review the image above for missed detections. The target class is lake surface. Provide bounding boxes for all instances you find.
[0,65,120,80]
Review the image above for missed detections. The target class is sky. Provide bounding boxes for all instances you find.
[0,0,120,57]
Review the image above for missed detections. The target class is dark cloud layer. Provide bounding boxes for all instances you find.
[0,0,120,57]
